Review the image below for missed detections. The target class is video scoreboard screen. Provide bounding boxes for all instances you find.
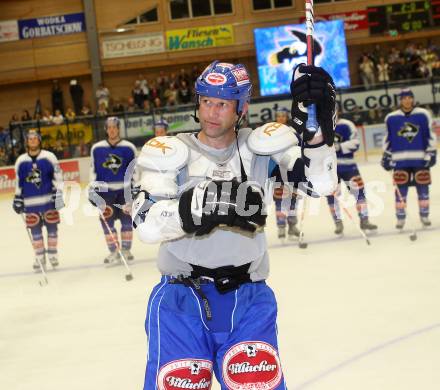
[368,0,440,34]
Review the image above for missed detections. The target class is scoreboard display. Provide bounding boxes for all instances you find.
[368,0,440,34]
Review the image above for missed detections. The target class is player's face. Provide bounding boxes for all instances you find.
[27,135,40,152]
[275,113,288,125]
[106,123,120,141]
[400,96,414,112]
[198,96,238,139]
[154,126,167,137]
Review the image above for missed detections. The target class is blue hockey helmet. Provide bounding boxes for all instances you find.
[195,61,252,116]
[105,116,121,129]
[153,118,169,130]
[399,88,414,99]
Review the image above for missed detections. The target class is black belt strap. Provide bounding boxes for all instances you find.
[190,263,252,294]
[169,276,212,321]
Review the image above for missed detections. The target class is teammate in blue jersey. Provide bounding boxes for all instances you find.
[88,117,137,264]
[13,130,64,271]
[327,117,377,235]
[131,61,338,389]
[381,88,437,228]
[271,107,300,240]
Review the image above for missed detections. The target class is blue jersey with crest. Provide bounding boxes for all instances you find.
[14,150,63,213]
[384,107,436,168]
[90,140,137,194]
[334,118,360,173]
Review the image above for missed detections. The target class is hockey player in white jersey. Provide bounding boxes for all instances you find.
[132,61,337,389]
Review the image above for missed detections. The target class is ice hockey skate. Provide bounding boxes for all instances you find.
[287,221,300,240]
[277,225,286,240]
[396,218,405,230]
[47,253,59,268]
[334,220,344,236]
[360,219,378,233]
[33,254,46,272]
[420,216,431,228]
[121,249,134,261]
[104,251,121,267]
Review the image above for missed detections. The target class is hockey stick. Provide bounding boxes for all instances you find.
[98,209,134,281]
[305,0,318,133]
[21,214,48,286]
[335,196,371,246]
[391,176,417,241]
[297,196,308,249]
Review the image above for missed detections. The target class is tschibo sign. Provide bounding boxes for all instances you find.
[102,33,165,59]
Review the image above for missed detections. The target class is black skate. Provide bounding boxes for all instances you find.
[334,220,344,236]
[287,222,300,240]
[278,226,286,240]
[360,219,378,232]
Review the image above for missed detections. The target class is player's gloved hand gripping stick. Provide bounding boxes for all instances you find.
[305,0,318,133]
[290,0,336,146]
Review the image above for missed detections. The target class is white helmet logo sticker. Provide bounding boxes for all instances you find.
[206,73,227,85]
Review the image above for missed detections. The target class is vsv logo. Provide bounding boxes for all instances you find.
[269,30,323,72]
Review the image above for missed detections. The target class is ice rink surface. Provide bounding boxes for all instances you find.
[1,156,440,390]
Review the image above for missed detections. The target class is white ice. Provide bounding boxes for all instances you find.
[1,156,440,390]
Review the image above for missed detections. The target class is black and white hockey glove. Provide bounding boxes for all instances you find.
[131,190,155,229]
[178,179,267,236]
[88,184,105,209]
[290,64,337,146]
[13,195,24,214]
[51,189,65,210]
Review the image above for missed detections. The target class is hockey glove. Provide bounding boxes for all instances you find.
[88,185,106,209]
[290,64,337,146]
[51,189,65,210]
[424,150,437,168]
[131,190,155,229]
[381,151,395,171]
[13,195,24,214]
[178,179,266,236]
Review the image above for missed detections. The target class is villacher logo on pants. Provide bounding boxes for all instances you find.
[157,359,213,390]
[222,341,282,389]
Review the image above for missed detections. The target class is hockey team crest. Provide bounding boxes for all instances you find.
[102,153,123,174]
[397,122,419,143]
[157,359,213,390]
[206,72,227,86]
[26,167,42,188]
[222,341,282,390]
